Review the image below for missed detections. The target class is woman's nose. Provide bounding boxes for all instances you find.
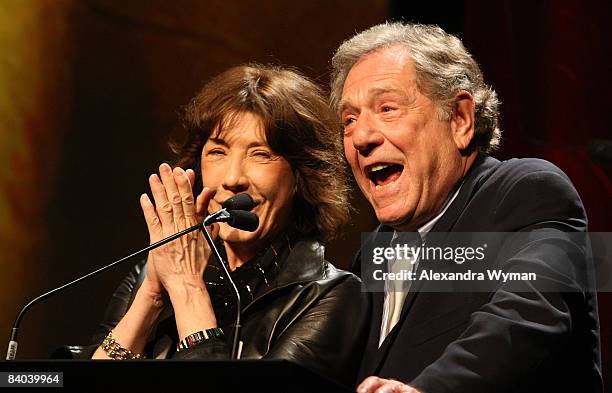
[222,157,249,193]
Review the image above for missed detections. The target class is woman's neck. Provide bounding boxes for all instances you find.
[224,242,257,271]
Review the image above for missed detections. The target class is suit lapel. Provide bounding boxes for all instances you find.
[357,227,390,377]
[358,291,385,378]
[359,230,420,376]
[367,264,428,375]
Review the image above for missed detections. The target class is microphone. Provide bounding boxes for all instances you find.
[227,210,259,232]
[203,193,256,227]
[222,193,255,211]
[6,193,256,360]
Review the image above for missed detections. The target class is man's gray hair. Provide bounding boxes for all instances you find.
[330,22,501,154]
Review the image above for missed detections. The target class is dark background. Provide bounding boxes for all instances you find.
[1,0,609,388]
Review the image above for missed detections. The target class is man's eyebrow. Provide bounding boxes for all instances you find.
[338,98,355,115]
[339,86,410,114]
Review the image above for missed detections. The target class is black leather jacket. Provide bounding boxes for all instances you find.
[55,240,370,387]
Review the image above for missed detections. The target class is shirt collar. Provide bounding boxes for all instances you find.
[386,181,464,241]
[417,182,463,238]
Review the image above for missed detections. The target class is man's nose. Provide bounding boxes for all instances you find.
[351,111,384,156]
[222,157,249,193]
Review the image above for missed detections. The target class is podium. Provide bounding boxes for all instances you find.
[0,359,353,392]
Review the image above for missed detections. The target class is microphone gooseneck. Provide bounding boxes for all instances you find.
[209,194,257,358]
[6,193,258,360]
[200,225,244,359]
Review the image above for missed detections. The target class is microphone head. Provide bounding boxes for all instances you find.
[222,193,255,211]
[227,210,259,232]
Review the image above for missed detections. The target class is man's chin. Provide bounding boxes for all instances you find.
[375,208,415,230]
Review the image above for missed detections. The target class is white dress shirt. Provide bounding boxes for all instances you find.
[379,185,462,347]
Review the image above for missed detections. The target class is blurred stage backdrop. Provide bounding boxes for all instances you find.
[0,0,610,384]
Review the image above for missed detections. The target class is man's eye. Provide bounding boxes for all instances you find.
[344,117,356,126]
[207,149,225,156]
[382,106,394,112]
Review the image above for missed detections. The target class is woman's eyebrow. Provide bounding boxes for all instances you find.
[207,137,268,150]
[246,141,268,149]
[207,137,227,146]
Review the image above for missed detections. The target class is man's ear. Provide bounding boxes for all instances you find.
[451,91,475,151]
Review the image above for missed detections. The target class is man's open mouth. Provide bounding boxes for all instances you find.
[366,163,404,187]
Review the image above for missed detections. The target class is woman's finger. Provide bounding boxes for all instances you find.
[139,193,163,243]
[159,163,185,229]
[195,187,216,221]
[174,167,196,223]
[149,173,174,237]
[186,168,196,188]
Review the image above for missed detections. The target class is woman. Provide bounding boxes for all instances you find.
[59,64,369,386]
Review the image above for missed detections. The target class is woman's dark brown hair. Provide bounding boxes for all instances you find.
[173,64,349,242]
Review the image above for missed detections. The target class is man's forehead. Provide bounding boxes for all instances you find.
[344,47,413,85]
[339,47,416,111]
[347,45,412,84]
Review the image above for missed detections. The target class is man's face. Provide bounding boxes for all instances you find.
[340,46,464,230]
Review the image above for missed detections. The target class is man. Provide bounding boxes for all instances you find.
[331,23,602,393]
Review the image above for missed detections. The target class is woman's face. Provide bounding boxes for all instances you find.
[201,112,296,249]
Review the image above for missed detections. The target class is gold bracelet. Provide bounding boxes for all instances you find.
[101,330,144,360]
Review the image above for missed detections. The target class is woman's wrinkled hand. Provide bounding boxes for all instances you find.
[139,163,218,294]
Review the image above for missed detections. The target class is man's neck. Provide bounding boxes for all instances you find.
[393,151,477,234]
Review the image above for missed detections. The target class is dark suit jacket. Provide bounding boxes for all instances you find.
[354,155,603,393]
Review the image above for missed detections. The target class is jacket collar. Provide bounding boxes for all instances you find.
[242,239,327,312]
[272,240,326,284]
[430,154,499,233]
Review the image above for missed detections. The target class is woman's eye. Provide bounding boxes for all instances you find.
[253,150,272,159]
[382,105,394,112]
[207,149,225,156]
